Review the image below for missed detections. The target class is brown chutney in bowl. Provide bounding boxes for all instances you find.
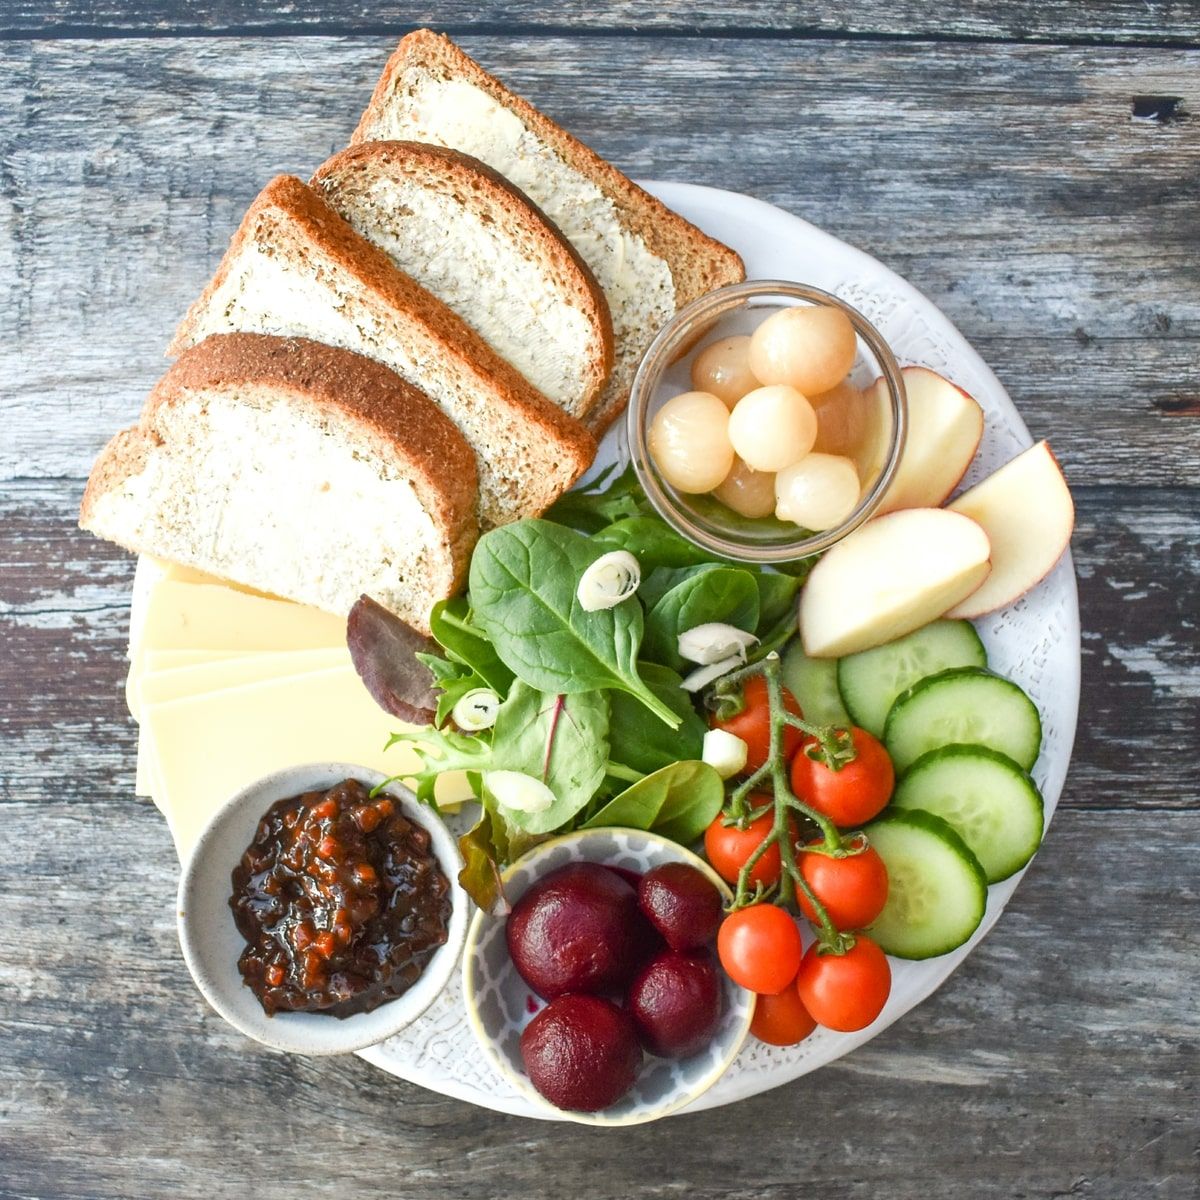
[229,777,451,1018]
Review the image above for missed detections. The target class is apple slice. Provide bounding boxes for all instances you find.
[945,440,1074,619]
[799,508,992,657]
[874,367,984,514]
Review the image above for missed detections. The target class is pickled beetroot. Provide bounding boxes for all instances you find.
[506,862,650,999]
[520,995,641,1111]
[628,950,722,1058]
[637,863,723,951]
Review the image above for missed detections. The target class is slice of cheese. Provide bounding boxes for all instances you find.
[126,579,346,714]
[132,648,351,796]
[141,664,472,858]
[132,579,346,655]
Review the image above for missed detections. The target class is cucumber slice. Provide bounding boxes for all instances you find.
[782,640,851,727]
[884,667,1042,774]
[837,620,987,738]
[892,746,1045,883]
[864,810,987,959]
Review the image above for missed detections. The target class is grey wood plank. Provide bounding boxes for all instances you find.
[2,37,1196,488]
[3,477,1197,814]
[2,2,1198,44]
[0,800,1195,1199]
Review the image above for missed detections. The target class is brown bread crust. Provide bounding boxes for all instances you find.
[169,175,596,519]
[311,139,614,417]
[81,333,480,599]
[351,30,746,434]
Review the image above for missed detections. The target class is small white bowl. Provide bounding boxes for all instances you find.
[177,762,468,1056]
[462,827,755,1126]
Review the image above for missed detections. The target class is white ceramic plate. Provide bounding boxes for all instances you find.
[358,181,1081,1116]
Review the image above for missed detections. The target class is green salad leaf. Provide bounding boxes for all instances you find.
[606,663,706,776]
[429,597,515,693]
[595,516,714,573]
[468,520,680,728]
[487,682,610,835]
[582,761,724,845]
[641,566,760,670]
[544,463,650,532]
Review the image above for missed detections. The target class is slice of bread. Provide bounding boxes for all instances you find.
[311,141,613,421]
[352,29,746,434]
[81,334,478,631]
[170,174,596,528]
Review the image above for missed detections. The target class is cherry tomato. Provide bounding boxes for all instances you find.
[795,934,891,1032]
[705,808,782,887]
[717,905,803,995]
[711,675,804,772]
[750,987,817,1046]
[797,840,889,930]
[790,727,894,827]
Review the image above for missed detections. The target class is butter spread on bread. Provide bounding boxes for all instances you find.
[81,335,478,632]
[312,141,613,422]
[170,175,596,529]
[353,29,746,436]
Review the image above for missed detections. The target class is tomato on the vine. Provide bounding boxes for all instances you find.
[711,675,803,771]
[790,726,894,827]
[750,986,817,1046]
[797,840,889,930]
[717,905,803,995]
[705,808,794,887]
[795,934,891,1032]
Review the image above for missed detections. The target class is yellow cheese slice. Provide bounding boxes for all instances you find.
[142,664,473,858]
[132,648,351,796]
[132,579,345,655]
[144,555,277,596]
[126,580,347,713]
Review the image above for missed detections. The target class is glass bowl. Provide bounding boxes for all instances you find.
[626,280,908,564]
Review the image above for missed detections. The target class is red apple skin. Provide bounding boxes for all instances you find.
[945,440,1074,618]
[873,367,985,516]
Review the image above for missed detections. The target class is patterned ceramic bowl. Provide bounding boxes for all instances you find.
[461,827,755,1126]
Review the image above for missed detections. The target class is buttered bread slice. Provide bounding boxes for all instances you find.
[170,175,595,527]
[80,334,478,631]
[352,29,746,435]
[312,141,613,421]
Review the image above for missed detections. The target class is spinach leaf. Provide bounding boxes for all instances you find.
[582,761,724,846]
[641,567,760,670]
[487,682,610,835]
[595,516,714,574]
[429,597,514,693]
[468,520,680,728]
[607,663,706,776]
[754,570,803,634]
[544,463,649,532]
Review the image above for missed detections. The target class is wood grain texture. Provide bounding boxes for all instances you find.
[2,37,1197,487]
[2,1,1198,43]
[1,16,1198,1199]
[0,798,1195,1198]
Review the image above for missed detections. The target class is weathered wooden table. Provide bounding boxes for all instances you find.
[2,3,1197,1196]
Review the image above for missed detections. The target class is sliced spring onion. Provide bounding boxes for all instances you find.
[680,654,744,692]
[485,770,556,814]
[678,622,759,666]
[577,550,641,612]
[451,688,501,731]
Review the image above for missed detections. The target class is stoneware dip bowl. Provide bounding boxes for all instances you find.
[462,826,755,1126]
[177,762,468,1055]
